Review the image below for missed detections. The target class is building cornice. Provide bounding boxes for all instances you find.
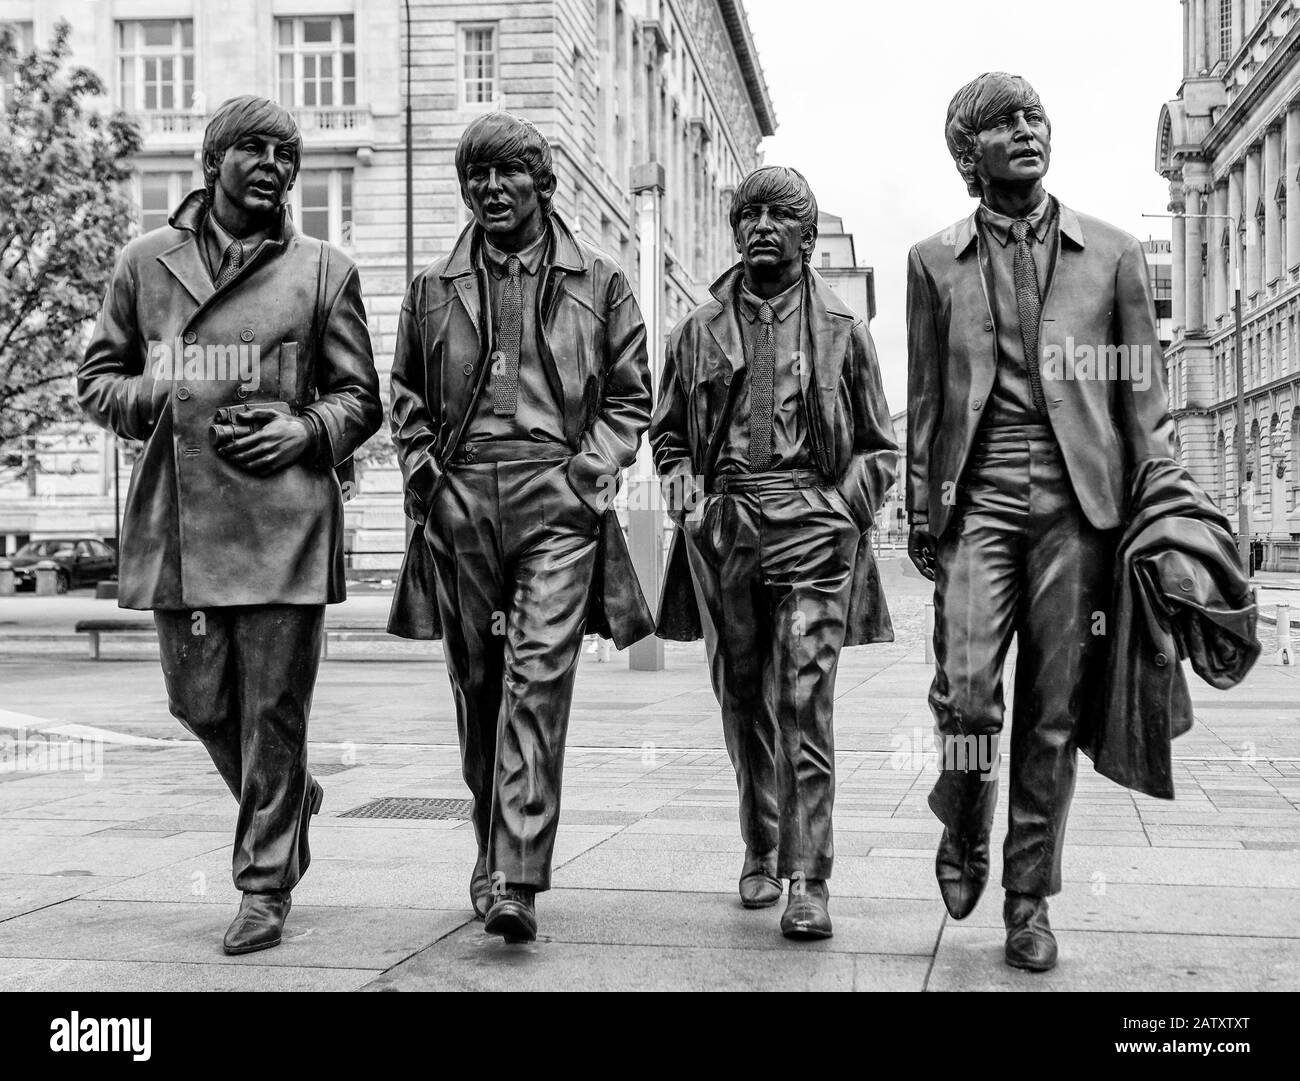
[1203,16,1300,159]
[714,0,776,136]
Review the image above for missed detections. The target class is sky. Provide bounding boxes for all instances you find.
[742,0,1183,412]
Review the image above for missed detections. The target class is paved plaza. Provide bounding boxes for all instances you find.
[0,558,1297,991]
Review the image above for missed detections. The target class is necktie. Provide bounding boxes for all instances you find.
[492,255,523,416]
[214,239,243,289]
[748,300,776,471]
[1011,219,1047,414]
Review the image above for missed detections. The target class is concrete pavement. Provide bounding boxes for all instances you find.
[0,557,1297,991]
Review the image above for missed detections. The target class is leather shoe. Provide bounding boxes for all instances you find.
[739,847,781,909]
[484,885,537,943]
[780,874,832,940]
[469,852,491,920]
[935,825,990,920]
[1003,891,1058,972]
[223,890,292,956]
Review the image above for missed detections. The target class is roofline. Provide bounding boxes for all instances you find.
[716,0,777,137]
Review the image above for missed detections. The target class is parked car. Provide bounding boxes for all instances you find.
[7,538,118,593]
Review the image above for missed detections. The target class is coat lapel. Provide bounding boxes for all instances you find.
[157,237,214,309]
[804,268,853,406]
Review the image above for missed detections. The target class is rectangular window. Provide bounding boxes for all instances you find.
[459,24,497,106]
[116,19,193,112]
[137,170,192,233]
[1219,0,1233,61]
[276,16,355,109]
[291,168,354,247]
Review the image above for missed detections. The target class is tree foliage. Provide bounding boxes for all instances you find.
[0,21,141,463]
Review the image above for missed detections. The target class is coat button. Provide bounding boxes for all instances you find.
[183,331,197,345]
[722,373,733,386]
[240,329,254,343]
[984,320,994,332]
[236,384,249,399]
[972,398,982,410]
[1180,577,1194,592]
[1154,652,1168,667]
[462,363,474,375]
[176,387,190,400]
[463,446,477,462]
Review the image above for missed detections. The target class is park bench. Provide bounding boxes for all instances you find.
[73,618,437,661]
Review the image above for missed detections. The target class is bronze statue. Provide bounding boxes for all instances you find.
[652,166,897,940]
[78,96,382,954]
[906,73,1181,971]
[388,113,654,943]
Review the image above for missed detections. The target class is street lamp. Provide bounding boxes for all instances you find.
[1142,207,1251,575]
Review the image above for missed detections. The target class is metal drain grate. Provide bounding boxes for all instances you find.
[309,762,354,777]
[339,796,474,820]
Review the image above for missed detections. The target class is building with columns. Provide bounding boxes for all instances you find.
[0,0,774,570]
[1156,0,1300,567]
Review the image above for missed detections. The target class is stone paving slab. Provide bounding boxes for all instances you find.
[3,560,1300,990]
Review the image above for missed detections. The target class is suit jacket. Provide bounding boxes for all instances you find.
[386,214,655,648]
[651,263,898,645]
[78,190,382,610]
[906,200,1177,537]
[1081,457,1260,799]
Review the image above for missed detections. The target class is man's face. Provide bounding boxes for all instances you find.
[970,104,1051,190]
[214,133,296,215]
[733,201,808,272]
[462,159,548,237]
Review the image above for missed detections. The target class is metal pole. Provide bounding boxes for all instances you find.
[404,0,414,285]
[628,162,666,672]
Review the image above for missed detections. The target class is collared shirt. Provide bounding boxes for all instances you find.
[202,205,275,286]
[715,276,813,475]
[977,194,1058,427]
[465,224,567,446]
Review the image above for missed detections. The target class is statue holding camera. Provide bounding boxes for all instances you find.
[78,96,382,956]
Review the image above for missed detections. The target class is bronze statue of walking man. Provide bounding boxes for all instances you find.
[79,95,382,954]
[388,113,653,942]
[906,73,1176,970]
[652,166,897,940]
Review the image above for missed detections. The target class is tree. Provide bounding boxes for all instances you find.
[0,21,141,474]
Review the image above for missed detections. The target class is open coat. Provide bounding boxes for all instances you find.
[78,190,382,610]
[650,264,898,645]
[386,215,655,647]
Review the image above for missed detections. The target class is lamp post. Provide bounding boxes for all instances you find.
[403,0,414,285]
[1143,207,1251,575]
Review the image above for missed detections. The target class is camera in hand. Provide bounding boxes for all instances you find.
[210,401,293,446]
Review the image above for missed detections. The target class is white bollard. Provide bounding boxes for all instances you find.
[1276,603,1292,665]
[0,559,13,596]
[923,601,935,664]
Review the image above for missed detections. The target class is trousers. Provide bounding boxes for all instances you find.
[424,455,599,890]
[154,604,324,893]
[685,472,860,879]
[928,425,1113,896]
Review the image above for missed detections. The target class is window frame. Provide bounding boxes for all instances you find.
[275,14,357,110]
[115,19,194,113]
[288,167,354,248]
[457,22,499,109]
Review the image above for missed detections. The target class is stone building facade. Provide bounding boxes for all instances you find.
[0,0,774,569]
[1156,0,1300,567]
